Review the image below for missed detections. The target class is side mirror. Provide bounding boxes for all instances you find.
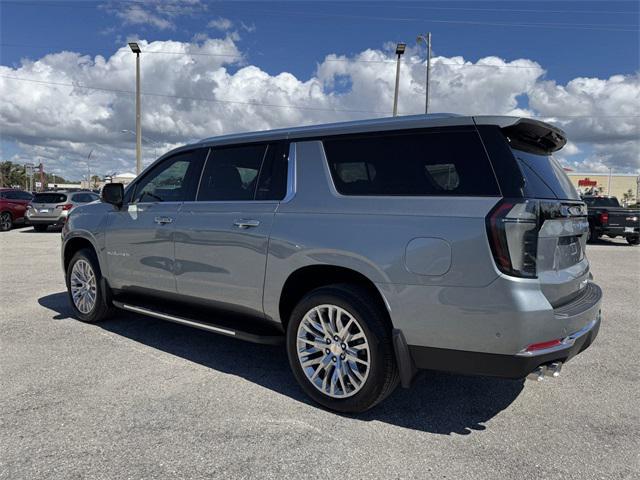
[101,183,124,208]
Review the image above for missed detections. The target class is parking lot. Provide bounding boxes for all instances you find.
[1,226,638,479]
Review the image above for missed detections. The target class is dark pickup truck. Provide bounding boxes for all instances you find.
[583,196,640,245]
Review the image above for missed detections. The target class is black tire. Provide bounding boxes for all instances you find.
[0,211,12,231]
[286,284,399,413]
[587,226,598,243]
[65,248,113,323]
[33,224,48,232]
[626,235,640,246]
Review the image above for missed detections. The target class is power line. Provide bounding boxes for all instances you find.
[391,5,638,16]
[0,42,546,69]
[1,74,638,120]
[0,74,389,115]
[1,1,637,32]
[220,8,640,32]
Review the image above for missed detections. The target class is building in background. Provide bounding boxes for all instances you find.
[567,172,639,205]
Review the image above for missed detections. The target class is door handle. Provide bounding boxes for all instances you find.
[154,216,174,225]
[233,219,260,229]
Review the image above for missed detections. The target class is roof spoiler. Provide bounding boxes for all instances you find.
[474,116,567,155]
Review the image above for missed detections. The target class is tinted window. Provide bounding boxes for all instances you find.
[256,143,289,201]
[15,191,33,200]
[513,150,580,200]
[583,197,620,207]
[197,144,267,201]
[323,130,500,196]
[133,149,206,203]
[33,193,67,203]
[72,193,99,203]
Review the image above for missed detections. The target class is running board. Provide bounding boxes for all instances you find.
[112,301,284,345]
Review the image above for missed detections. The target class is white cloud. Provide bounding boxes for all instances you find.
[208,17,233,31]
[105,0,206,31]
[0,37,638,180]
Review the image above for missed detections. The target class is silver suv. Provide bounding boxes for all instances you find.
[28,190,99,231]
[61,115,602,412]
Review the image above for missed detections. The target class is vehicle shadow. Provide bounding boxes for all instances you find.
[38,292,524,435]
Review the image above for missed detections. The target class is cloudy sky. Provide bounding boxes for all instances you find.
[1,0,639,180]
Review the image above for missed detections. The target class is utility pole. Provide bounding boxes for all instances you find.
[417,32,432,114]
[392,43,406,117]
[129,42,142,175]
[87,149,93,189]
[607,167,612,195]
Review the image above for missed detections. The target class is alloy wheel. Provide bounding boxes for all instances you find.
[70,259,97,314]
[0,212,11,231]
[296,304,371,398]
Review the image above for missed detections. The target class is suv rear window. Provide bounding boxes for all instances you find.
[323,130,500,196]
[513,150,580,200]
[33,193,67,203]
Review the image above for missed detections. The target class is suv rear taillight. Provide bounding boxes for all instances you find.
[486,199,539,278]
[57,204,74,211]
[598,212,609,224]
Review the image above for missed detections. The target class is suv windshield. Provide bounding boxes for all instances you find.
[33,193,67,203]
[513,150,580,200]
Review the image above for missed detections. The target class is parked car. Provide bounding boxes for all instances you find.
[61,114,602,413]
[27,190,99,231]
[0,188,33,231]
[582,195,640,245]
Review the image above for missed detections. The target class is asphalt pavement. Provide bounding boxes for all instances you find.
[1,227,639,479]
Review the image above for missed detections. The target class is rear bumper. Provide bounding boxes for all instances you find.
[25,216,66,226]
[408,315,600,379]
[597,226,639,236]
[402,281,603,380]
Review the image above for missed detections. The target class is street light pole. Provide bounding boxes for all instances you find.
[129,42,142,175]
[417,32,432,114]
[392,43,406,117]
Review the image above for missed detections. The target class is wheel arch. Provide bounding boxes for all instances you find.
[63,235,100,273]
[277,264,393,332]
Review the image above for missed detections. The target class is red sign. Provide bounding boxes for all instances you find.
[578,178,598,187]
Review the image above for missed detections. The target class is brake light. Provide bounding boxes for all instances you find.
[486,199,540,278]
[599,212,609,224]
[57,204,73,211]
[525,338,563,352]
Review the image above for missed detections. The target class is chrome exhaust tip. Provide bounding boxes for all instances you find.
[544,362,562,378]
[527,366,545,382]
[526,362,563,381]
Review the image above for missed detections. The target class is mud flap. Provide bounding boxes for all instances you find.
[392,329,417,388]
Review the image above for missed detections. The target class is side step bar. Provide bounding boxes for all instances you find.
[112,301,284,346]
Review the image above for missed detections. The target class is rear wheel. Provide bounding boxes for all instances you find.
[0,212,12,231]
[33,224,48,232]
[66,248,113,323]
[627,235,640,246]
[587,226,598,243]
[286,284,398,413]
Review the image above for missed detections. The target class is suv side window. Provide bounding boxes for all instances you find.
[256,142,289,201]
[132,149,207,204]
[197,144,267,201]
[72,193,99,203]
[323,129,500,196]
[16,191,33,201]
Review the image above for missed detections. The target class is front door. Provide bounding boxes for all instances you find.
[174,142,289,317]
[105,149,207,294]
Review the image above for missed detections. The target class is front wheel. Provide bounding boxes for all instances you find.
[66,248,113,323]
[627,235,640,246]
[286,284,399,413]
[0,212,12,231]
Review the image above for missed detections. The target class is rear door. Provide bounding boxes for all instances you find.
[174,142,288,316]
[104,149,206,294]
[511,149,590,307]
